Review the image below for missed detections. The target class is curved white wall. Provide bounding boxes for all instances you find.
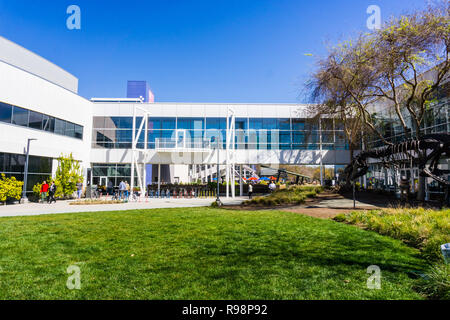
[0,36,78,93]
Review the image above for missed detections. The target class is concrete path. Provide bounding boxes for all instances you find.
[0,197,246,218]
[305,197,379,209]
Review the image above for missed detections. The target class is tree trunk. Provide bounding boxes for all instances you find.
[417,173,426,202]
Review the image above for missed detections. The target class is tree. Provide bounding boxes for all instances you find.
[307,3,449,200]
[54,153,83,198]
[0,174,23,204]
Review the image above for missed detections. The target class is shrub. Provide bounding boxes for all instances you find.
[242,185,323,207]
[0,174,23,204]
[415,263,450,300]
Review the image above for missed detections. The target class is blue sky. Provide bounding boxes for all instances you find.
[0,0,428,103]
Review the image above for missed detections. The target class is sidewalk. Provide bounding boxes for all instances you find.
[0,197,246,218]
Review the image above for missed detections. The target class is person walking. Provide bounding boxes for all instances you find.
[76,180,83,199]
[40,181,49,203]
[125,181,130,200]
[248,183,253,199]
[48,181,57,204]
[119,180,126,200]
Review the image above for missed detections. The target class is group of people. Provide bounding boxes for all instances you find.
[39,181,57,204]
[247,181,277,199]
[39,179,84,203]
[118,180,131,200]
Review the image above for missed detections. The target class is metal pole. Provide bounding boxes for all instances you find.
[131,105,136,192]
[158,163,161,196]
[353,182,356,209]
[22,138,36,202]
[216,140,221,206]
[239,165,243,196]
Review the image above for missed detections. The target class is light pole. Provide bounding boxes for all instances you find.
[22,138,37,203]
[216,138,222,206]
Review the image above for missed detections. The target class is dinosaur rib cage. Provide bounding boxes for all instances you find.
[344,133,450,186]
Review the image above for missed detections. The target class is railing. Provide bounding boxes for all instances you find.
[155,138,212,151]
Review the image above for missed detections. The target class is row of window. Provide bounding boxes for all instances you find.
[0,152,53,195]
[92,117,349,150]
[0,101,84,140]
[92,128,349,150]
[93,116,344,131]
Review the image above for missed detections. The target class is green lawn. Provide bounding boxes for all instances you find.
[0,208,426,299]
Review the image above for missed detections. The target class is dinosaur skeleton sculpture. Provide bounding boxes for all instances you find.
[344,133,450,186]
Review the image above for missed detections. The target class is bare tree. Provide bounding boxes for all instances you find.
[307,3,449,200]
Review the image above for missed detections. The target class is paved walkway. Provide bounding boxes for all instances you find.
[0,197,246,218]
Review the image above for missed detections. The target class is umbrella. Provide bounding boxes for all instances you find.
[260,177,270,181]
[270,176,277,180]
[248,177,258,181]
[212,178,217,181]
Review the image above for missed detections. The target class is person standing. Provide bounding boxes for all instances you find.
[248,183,253,199]
[76,180,83,199]
[40,181,49,203]
[107,180,114,196]
[269,181,276,193]
[48,182,57,204]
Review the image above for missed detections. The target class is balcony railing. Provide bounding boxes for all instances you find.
[155,138,212,152]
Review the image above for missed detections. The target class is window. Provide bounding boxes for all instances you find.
[28,111,43,130]
[12,106,29,127]
[42,115,55,132]
[55,119,66,135]
[0,101,82,139]
[0,102,12,123]
[74,124,83,139]
[65,122,75,138]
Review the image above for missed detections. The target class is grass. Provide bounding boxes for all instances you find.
[0,207,426,299]
[334,208,450,261]
[243,185,323,206]
[334,208,450,299]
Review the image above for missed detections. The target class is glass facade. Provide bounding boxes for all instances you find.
[0,101,84,140]
[0,152,53,195]
[91,163,139,187]
[368,97,450,148]
[92,116,350,150]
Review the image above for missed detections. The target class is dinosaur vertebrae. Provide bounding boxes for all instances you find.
[344,133,450,186]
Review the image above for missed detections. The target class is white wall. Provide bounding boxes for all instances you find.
[0,60,93,181]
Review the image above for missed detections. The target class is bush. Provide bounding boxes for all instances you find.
[242,185,323,207]
[415,263,450,300]
[0,174,23,204]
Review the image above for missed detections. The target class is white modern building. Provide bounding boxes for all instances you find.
[0,36,351,197]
